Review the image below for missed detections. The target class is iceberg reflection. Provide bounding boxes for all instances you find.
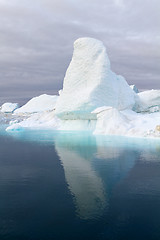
[55,134,107,220]
[54,133,138,220]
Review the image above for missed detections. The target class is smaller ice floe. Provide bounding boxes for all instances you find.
[130,85,139,93]
[0,102,19,113]
[14,94,58,114]
[134,90,160,113]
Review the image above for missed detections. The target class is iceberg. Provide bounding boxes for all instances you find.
[55,38,135,119]
[4,37,160,139]
[0,102,19,113]
[14,94,58,114]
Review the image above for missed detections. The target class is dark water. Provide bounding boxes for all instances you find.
[0,127,160,240]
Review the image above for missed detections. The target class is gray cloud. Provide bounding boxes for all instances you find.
[0,0,159,102]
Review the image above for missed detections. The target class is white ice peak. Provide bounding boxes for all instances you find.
[55,37,135,119]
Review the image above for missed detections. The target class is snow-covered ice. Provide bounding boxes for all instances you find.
[14,94,58,114]
[94,108,160,137]
[134,90,160,113]
[0,102,19,113]
[6,106,160,139]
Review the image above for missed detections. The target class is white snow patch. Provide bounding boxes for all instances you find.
[14,94,58,114]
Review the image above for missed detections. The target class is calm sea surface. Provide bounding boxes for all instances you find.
[0,124,160,240]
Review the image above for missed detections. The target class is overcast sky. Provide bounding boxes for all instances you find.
[0,0,160,100]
